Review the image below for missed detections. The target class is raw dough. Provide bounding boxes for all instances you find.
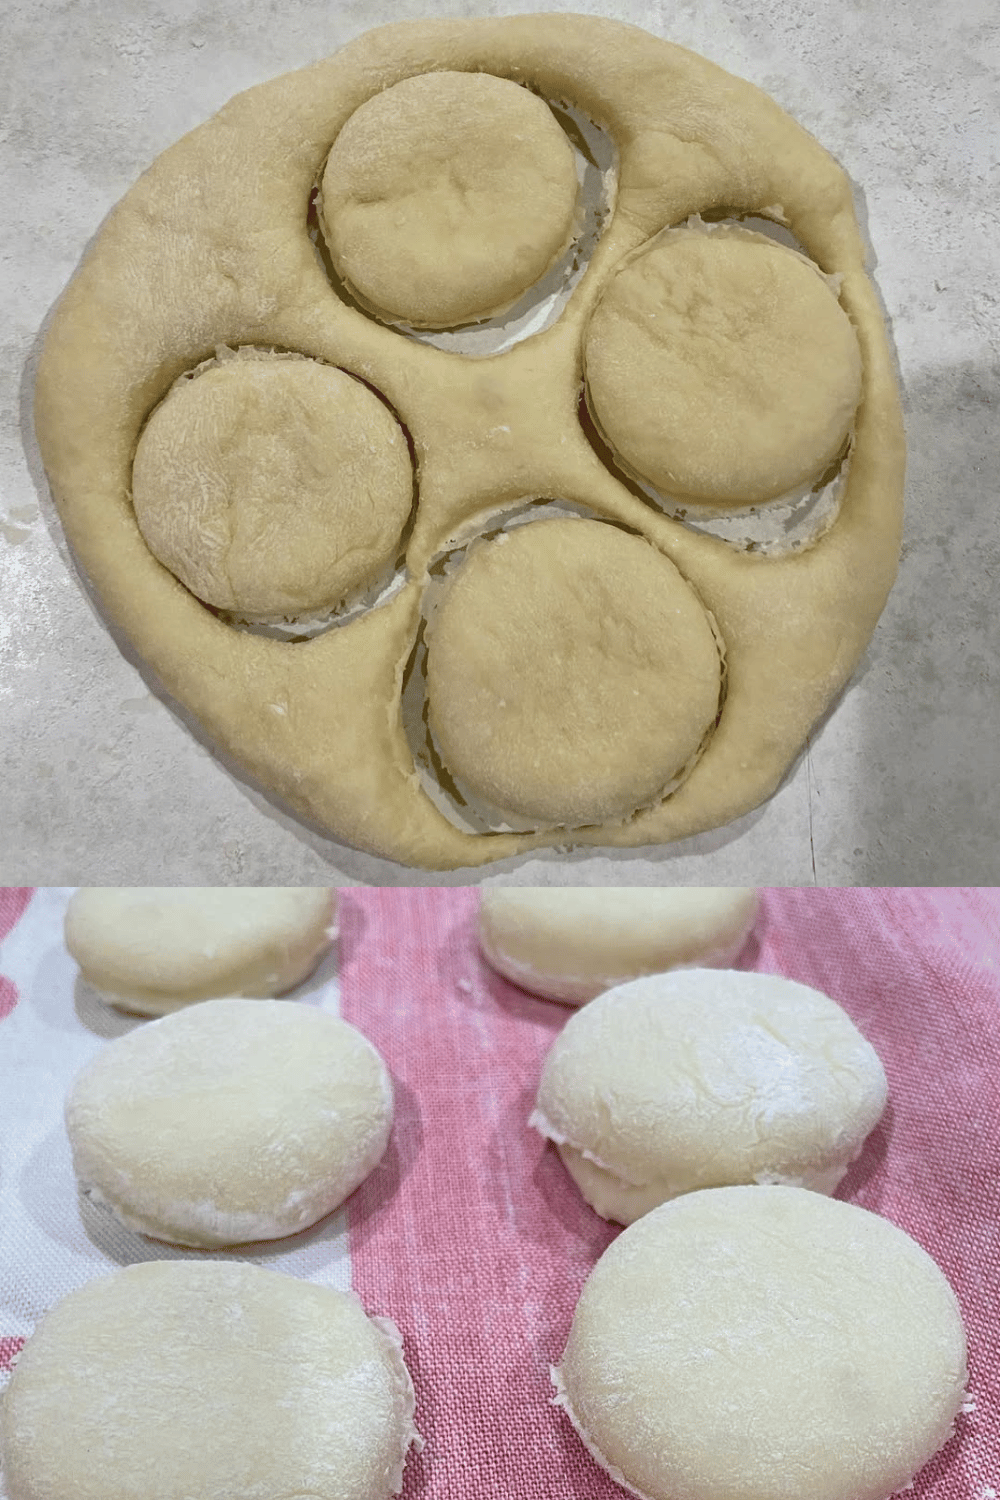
[1,1260,420,1500]
[64,886,335,1014]
[584,225,863,504]
[34,16,904,867]
[478,886,758,1003]
[425,518,722,825]
[554,1186,967,1500]
[531,969,887,1221]
[132,353,413,619]
[320,70,579,328]
[64,998,392,1246]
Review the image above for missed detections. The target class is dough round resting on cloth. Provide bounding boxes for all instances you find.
[531,969,887,1222]
[0,1260,420,1500]
[64,998,393,1246]
[33,15,905,868]
[64,886,335,1014]
[478,886,759,1003]
[424,518,722,827]
[320,70,579,328]
[584,226,863,505]
[554,1186,967,1500]
[131,355,413,620]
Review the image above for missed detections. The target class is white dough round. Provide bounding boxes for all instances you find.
[531,969,887,1222]
[64,886,336,1014]
[65,999,393,1246]
[1,1260,420,1500]
[479,887,758,1004]
[554,1186,967,1500]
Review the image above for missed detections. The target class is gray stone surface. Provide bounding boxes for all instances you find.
[2,0,997,885]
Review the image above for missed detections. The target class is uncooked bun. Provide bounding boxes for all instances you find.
[65,998,392,1246]
[1,1260,420,1500]
[64,886,336,1014]
[321,70,579,328]
[131,355,413,620]
[584,225,863,505]
[532,969,887,1222]
[555,1186,966,1500]
[425,518,722,826]
[478,887,758,1003]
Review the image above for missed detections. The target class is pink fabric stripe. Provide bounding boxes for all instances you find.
[340,889,998,1500]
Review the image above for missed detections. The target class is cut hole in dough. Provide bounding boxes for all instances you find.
[423,516,723,828]
[555,1186,967,1500]
[64,886,335,1015]
[65,998,393,1247]
[531,968,888,1221]
[320,70,580,329]
[583,223,863,507]
[132,351,414,621]
[1,1261,420,1500]
[478,887,759,1003]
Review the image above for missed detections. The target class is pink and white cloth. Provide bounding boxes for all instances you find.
[1,887,998,1498]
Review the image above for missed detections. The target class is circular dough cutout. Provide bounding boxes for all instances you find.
[65,998,393,1246]
[425,518,722,826]
[479,887,758,1003]
[321,70,579,328]
[1,1260,419,1500]
[131,356,413,619]
[555,1186,966,1500]
[532,968,887,1222]
[584,227,863,505]
[64,886,335,1015]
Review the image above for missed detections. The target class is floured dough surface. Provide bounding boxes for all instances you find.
[532,969,887,1221]
[555,1186,967,1500]
[478,886,758,1003]
[425,518,722,826]
[64,886,335,1014]
[320,70,579,328]
[584,226,863,504]
[34,15,904,868]
[0,1260,420,1500]
[64,998,393,1246]
[132,354,413,619]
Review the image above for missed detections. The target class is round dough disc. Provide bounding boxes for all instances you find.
[321,70,579,327]
[555,1186,967,1500]
[478,887,759,1003]
[425,518,722,826]
[532,969,887,1222]
[65,998,393,1246]
[64,886,336,1014]
[1,1260,419,1500]
[584,226,863,504]
[131,357,413,619]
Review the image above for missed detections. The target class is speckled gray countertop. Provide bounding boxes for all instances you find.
[2,0,997,885]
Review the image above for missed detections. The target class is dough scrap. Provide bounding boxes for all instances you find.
[64,886,335,1014]
[321,69,579,328]
[531,968,888,1221]
[132,354,413,619]
[64,998,393,1246]
[478,886,758,1003]
[425,518,722,825]
[1,1260,420,1500]
[584,225,863,504]
[555,1186,967,1500]
[34,15,904,867]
